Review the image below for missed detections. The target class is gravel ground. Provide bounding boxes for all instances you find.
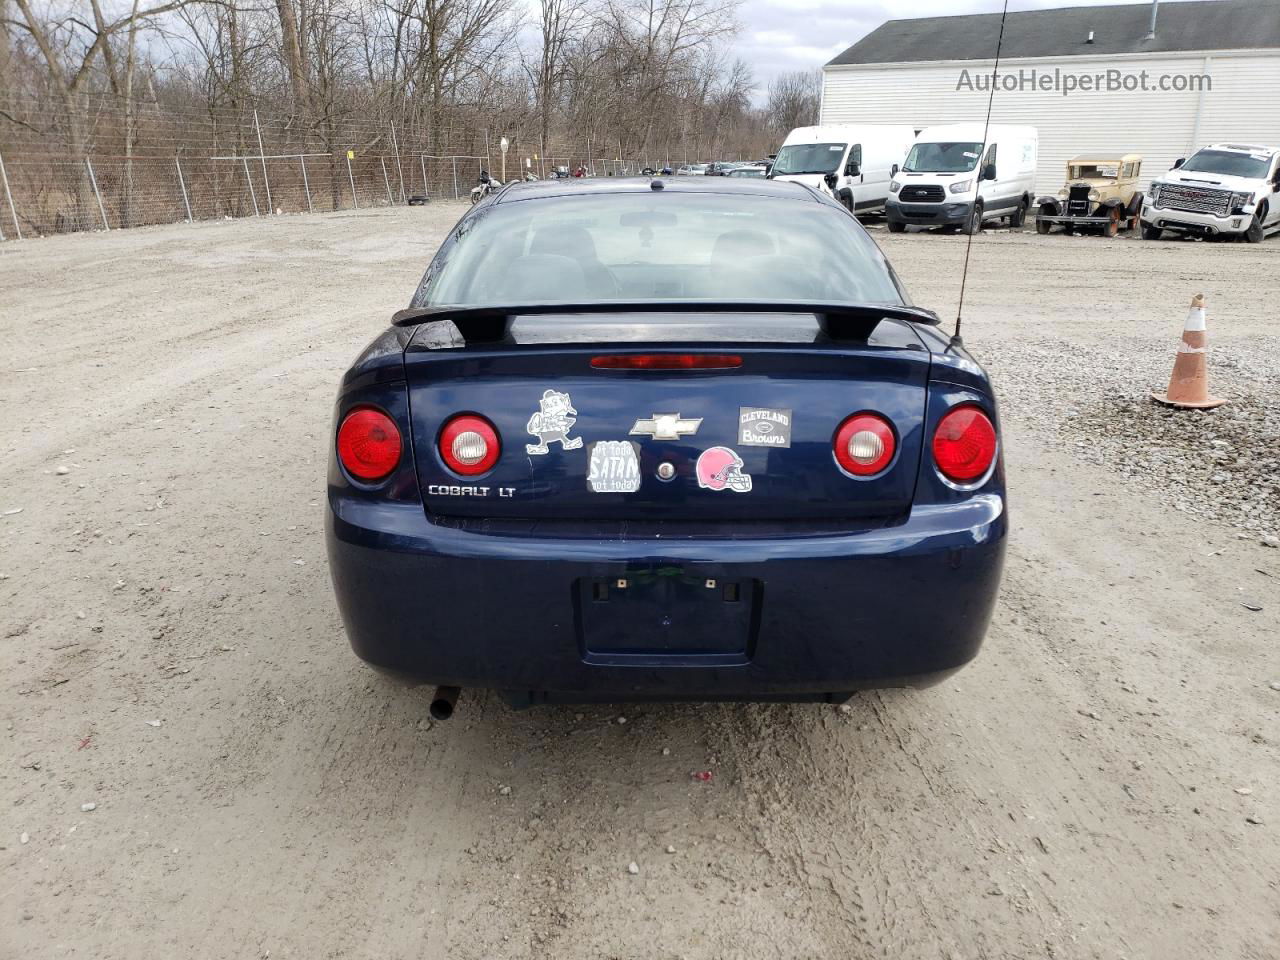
[2,206,1278,960]
[989,336,1280,541]
[871,221,1280,543]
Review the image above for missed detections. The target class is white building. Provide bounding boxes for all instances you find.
[821,0,1280,192]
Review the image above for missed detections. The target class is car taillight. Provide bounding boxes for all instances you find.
[336,407,402,482]
[834,413,895,476]
[439,414,500,476]
[933,405,997,483]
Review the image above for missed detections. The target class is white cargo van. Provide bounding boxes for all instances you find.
[886,123,1038,234]
[769,125,916,215]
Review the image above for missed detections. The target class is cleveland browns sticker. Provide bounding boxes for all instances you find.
[738,407,792,448]
[526,389,583,455]
[587,441,641,493]
[696,447,752,493]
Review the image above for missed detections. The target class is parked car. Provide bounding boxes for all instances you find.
[770,124,915,216]
[887,123,1038,234]
[706,162,743,176]
[326,177,1007,713]
[1142,143,1280,242]
[726,165,767,178]
[553,165,571,179]
[1035,154,1144,236]
[675,163,708,176]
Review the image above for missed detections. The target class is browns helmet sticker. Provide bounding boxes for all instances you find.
[695,446,752,493]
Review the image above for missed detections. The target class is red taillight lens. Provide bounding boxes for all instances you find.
[439,414,500,476]
[834,413,896,476]
[933,405,997,483]
[336,408,402,482]
[590,354,742,370]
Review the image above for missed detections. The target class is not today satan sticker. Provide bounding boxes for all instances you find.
[738,407,792,448]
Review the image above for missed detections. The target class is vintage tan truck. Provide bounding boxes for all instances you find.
[1034,154,1145,236]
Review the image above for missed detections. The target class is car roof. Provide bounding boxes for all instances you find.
[1068,154,1142,164]
[494,176,824,204]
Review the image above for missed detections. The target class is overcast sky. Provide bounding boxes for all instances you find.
[739,0,1198,96]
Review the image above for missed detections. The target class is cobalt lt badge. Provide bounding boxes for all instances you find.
[526,389,584,455]
[738,407,792,448]
[695,447,752,493]
[587,441,641,493]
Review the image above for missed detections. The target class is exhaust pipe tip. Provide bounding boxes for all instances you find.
[429,685,461,721]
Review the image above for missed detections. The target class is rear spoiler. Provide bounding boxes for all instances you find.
[390,301,940,347]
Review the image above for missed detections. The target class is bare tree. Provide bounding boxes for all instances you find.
[766,68,820,136]
[0,0,12,107]
[275,0,308,109]
[595,0,737,156]
[531,0,586,165]
[10,0,194,155]
[0,0,788,235]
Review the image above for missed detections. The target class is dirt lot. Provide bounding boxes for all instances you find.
[2,205,1278,960]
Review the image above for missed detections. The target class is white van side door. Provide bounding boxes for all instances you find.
[977,142,998,213]
[837,143,862,210]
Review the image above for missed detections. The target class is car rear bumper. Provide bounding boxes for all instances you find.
[326,493,1008,703]
[1141,205,1250,236]
[886,197,973,227]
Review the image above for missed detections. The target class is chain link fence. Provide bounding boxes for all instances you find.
[0,150,493,238]
[0,143,732,241]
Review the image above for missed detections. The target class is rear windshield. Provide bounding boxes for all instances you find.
[771,143,846,176]
[904,141,983,173]
[1180,149,1271,178]
[415,192,905,308]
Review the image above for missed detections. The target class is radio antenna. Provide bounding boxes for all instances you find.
[954,0,1010,342]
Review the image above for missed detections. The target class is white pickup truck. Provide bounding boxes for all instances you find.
[1142,143,1280,243]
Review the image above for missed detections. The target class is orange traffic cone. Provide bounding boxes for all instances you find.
[1151,294,1227,410]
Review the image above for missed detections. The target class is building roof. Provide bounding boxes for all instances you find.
[827,0,1280,67]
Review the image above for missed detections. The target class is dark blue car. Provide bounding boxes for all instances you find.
[326,177,1006,715]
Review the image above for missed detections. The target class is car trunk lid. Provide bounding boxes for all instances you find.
[403,310,932,522]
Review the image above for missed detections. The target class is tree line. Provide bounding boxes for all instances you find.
[1,0,822,168]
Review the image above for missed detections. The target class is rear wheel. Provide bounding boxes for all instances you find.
[1142,225,1163,240]
[1245,205,1267,243]
[1105,207,1122,238]
[963,202,983,235]
[887,220,906,234]
[1009,199,1027,228]
[1035,212,1051,235]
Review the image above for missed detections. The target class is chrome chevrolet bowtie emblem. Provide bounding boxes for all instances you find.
[629,412,702,441]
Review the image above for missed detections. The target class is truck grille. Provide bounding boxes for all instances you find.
[899,185,945,203]
[1067,185,1091,217]
[1155,183,1231,217]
